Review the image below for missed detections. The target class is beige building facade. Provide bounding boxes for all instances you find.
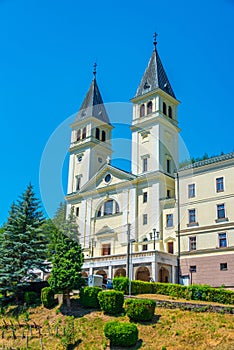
[66,38,234,288]
[66,39,178,283]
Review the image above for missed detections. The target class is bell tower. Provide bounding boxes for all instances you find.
[67,65,113,195]
[131,34,180,176]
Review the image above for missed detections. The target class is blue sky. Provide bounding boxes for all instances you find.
[0,0,233,223]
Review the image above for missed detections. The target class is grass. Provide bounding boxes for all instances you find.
[0,297,234,349]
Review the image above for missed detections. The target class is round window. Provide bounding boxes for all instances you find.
[104,174,111,183]
[98,157,103,163]
[77,156,82,162]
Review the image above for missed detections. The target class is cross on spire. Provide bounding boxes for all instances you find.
[93,62,97,78]
[153,32,158,50]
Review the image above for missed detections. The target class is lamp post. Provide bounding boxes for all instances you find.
[150,229,159,282]
[128,239,135,296]
[176,170,181,284]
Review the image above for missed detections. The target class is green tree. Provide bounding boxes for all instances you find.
[48,206,83,310]
[0,184,47,301]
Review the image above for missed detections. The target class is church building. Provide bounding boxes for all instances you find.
[65,36,234,288]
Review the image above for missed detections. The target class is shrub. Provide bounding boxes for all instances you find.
[113,277,129,294]
[128,281,234,304]
[24,291,37,305]
[104,321,138,347]
[41,287,56,308]
[124,298,156,322]
[61,316,76,350]
[79,286,102,308]
[98,291,124,315]
[131,280,155,295]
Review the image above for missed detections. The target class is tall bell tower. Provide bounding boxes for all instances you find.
[131,34,180,177]
[67,65,113,195]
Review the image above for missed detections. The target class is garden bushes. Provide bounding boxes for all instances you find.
[41,287,56,308]
[98,290,124,315]
[123,281,234,305]
[113,277,129,294]
[79,286,102,308]
[124,298,156,322]
[104,321,138,347]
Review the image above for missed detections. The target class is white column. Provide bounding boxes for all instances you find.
[172,265,176,284]
[67,154,74,194]
[108,265,112,279]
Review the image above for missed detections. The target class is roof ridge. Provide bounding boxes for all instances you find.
[179,152,234,171]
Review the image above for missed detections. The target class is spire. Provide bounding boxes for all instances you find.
[135,35,176,99]
[76,65,111,125]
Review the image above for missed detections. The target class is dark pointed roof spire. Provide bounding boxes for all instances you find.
[75,64,111,125]
[135,35,176,99]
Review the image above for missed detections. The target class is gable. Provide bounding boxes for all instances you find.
[79,164,135,194]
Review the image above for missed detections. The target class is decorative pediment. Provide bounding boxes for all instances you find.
[78,164,136,194]
[96,225,115,238]
[164,235,176,243]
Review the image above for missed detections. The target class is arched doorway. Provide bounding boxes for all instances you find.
[96,269,107,280]
[114,268,126,278]
[158,266,170,283]
[136,266,150,281]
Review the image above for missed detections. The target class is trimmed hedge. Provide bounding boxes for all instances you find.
[41,287,56,308]
[98,291,124,315]
[124,298,156,322]
[79,286,102,308]
[113,277,129,294]
[104,321,138,347]
[128,281,234,305]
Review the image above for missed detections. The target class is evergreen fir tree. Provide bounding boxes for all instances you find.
[0,184,47,300]
[48,206,83,310]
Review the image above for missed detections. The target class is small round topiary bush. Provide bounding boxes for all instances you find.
[41,287,56,308]
[98,290,124,315]
[124,298,156,322]
[104,320,138,347]
[79,286,102,308]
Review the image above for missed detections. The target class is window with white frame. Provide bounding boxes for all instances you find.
[143,214,148,225]
[188,209,196,224]
[216,177,224,192]
[143,192,148,203]
[166,214,173,228]
[143,157,148,172]
[217,204,225,219]
[219,233,227,248]
[189,236,196,251]
[188,184,195,198]
[97,199,120,217]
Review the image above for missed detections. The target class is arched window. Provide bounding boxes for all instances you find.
[77,129,81,141]
[163,102,167,115]
[102,130,106,142]
[82,127,86,139]
[140,104,145,117]
[168,106,172,118]
[95,127,100,140]
[147,101,152,114]
[96,199,120,217]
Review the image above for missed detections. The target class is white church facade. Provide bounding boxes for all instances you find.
[65,37,234,287]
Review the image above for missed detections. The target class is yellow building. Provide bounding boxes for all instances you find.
[171,154,234,287]
[66,37,234,288]
[66,37,178,283]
